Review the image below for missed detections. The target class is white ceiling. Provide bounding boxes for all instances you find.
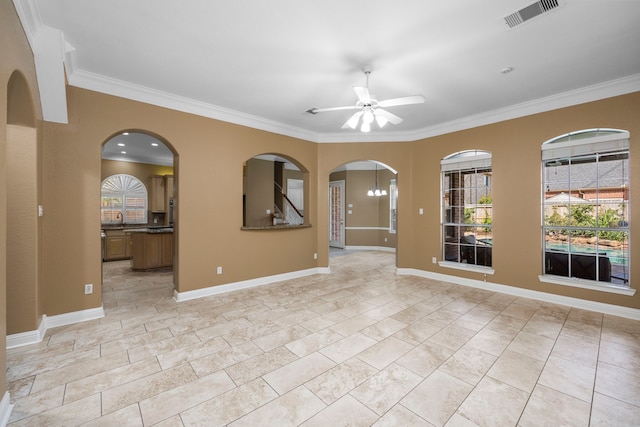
[18,0,640,144]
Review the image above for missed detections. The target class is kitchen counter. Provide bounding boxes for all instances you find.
[129,229,174,270]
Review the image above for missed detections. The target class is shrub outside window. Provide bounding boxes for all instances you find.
[542,129,630,288]
[441,150,493,268]
[101,174,148,224]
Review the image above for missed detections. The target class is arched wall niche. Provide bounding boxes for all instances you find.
[7,70,36,127]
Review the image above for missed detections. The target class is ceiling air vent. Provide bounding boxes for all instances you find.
[504,0,560,28]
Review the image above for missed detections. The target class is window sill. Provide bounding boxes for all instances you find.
[538,275,636,296]
[438,261,495,275]
[241,224,311,231]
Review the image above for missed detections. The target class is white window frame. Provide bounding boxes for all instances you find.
[439,150,494,274]
[101,174,148,225]
[389,178,398,234]
[540,129,634,295]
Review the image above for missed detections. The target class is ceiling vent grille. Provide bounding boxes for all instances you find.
[504,0,559,28]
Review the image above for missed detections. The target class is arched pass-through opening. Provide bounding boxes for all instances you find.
[6,70,40,340]
[328,160,398,263]
[101,131,178,301]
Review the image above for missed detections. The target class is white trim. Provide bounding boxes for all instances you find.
[344,246,396,252]
[397,267,640,320]
[0,392,13,427]
[6,316,46,349]
[174,267,330,302]
[438,261,495,275]
[538,275,635,296]
[44,306,105,329]
[7,307,104,349]
[344,227,390,231]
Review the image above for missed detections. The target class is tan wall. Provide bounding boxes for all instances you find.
[2,0,44,403]
[245,158,275,227]
[41,85,319,316]
[410,93,640,308]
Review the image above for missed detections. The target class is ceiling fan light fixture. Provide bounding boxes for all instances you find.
[375,114,388,128]
[362,109,374,124]
[361,121,371,132]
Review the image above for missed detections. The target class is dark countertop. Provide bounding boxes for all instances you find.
[125,227,174,234]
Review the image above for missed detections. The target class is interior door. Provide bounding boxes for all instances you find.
[329,180,345,248]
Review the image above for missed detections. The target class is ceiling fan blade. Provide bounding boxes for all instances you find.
[375,108,403,125]
[307,105,359,114]
[341,111,363,129]
[353,86,371,104]
[377,95,425,108]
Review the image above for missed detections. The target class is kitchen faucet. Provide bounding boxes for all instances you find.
[116,211,124,225]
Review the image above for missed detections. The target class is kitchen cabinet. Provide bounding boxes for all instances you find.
[104,229,132,261]
[150,175,166,212]
[130,231,174,270]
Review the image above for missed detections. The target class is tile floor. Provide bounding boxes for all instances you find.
[6,251,640,426]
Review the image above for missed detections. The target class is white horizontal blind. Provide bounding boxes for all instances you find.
[542,132,629,160]
[441,153,492,172]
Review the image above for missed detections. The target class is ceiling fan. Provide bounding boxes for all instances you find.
[307,68,425,132]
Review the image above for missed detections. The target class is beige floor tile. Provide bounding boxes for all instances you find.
[301,394,379,427]
[9,393,102,427]
[486,349,544,393]
[225,346,299,385]
[228,385,326,426]
[373,404,435,426]
[519,384,590,427]
[81,403,143,427]
[538,355,595,402]
[439,345,497,386]
[319,332,377,364]
[64,357,161,404]
[457,376,529,427]
[285,329,344,357]
[139,369,236,425]
[356,336,414,370]
[507,330,555,361]
[179,378,278,425]
[428,325,478,351]
[590,392,640,427]
[8,253,635,426]
[305,357,378,404]
[102,363,198,415]
[189,340,262,377]
[263,351,336,395]
[595,361,640,407]
[397,341,455,377]
[401,370,473,426]
[351,363,423,415]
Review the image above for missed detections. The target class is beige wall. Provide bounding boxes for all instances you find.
[2,0,44,403]
[245,158,275,227]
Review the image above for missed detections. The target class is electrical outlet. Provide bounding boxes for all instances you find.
[313,252,318,260]
[216,266,222,275]
[432,257,437,264]
[384,237,388,242]
[84,284,93,294]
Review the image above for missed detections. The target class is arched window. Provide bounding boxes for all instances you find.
[542,129,630,290]
[101,174,148,224]
[441,150,493,270]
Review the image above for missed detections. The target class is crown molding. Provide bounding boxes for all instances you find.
[12,0,41,49]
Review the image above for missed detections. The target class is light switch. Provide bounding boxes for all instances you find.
[419,208,424,215]
[348,203,353,208]
[348,210,353,215]
[38,205,44,217]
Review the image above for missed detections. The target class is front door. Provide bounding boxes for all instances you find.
[329,180,345,248]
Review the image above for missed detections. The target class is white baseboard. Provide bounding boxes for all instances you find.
[175,267,331,302]
[397,267,640,320]
[344,246,396,253]
[0,392,13,427]
[6,306,105,349]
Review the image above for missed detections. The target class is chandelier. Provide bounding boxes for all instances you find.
[367,164,387,197]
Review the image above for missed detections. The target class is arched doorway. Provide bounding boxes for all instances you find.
[100,131,178,298]
[6,70,40,340]
[328,160,398,261]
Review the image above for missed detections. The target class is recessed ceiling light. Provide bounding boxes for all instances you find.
[151,142,159,147]
[121,151,127,154]
[122,132,129,136]
[500,67,514,74]
[117,143,125,147]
